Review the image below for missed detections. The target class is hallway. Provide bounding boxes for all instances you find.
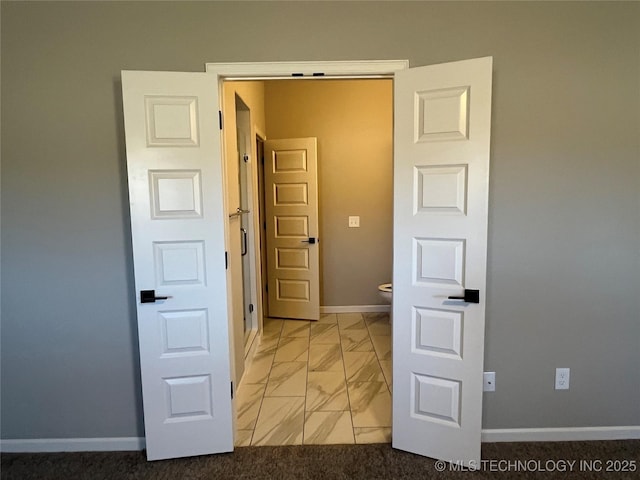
[235,312,392,446]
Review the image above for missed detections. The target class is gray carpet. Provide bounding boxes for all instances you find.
[2,441,639,479]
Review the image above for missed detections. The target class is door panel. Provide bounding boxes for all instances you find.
[122,71,233,461]
[392,57,492,466]
[264,138,320,320]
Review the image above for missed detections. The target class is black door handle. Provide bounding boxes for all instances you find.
[241,228,248,256]
[301,237,317,244]
[140,289,169,303]
[448,289,480,304]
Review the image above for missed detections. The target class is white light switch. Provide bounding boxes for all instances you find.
[348,216,360,228]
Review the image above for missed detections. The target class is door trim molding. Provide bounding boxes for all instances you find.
[205,60,409,79]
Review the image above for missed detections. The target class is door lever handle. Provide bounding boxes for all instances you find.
[229,207,250,219]
[447,289,480,304]
[241,228,248,256]
[140,289,171,304]
[301,237,317,244]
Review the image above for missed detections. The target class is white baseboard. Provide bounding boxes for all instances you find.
[321,305,390,314]
[0,437,145,453]
[482,426,640,443]
[3,427,638,453]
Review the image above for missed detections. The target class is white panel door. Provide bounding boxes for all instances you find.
[121,71,233,461]
[392,57,492,466]
[264,138,320,320]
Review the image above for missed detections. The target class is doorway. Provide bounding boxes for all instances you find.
[225,78,394,387]
[229,78,394,445]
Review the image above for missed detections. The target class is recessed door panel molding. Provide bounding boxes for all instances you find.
[149,170,203,219]
[274,215,309,238]
[274,183,309,206]
[160,309,210,357]
[413,238,465,287]
[163,375,213,421]
[412,373,461,426]
[412,307,463,359]
[153,241,206,286]
[414,165,467,215]
[145,96,199,147]
[276,279,311,302]
[275,248,310,270]
[272,149,308,173]
[415,86,469,143]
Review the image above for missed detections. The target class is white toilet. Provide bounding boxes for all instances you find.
[377,283,392,325]
[377,283,392,303]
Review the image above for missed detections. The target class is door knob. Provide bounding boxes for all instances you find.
[140,289,170,303]
[447,289,480,304]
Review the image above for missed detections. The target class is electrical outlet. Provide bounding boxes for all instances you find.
[348,216,360,228]
[555,367,570,390]
[483,372,496,392]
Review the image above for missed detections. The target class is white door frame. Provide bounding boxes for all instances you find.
[206,60,409,79]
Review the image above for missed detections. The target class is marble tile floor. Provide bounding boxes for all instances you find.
[235,312,392,447]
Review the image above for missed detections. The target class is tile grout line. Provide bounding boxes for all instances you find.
[247,318,282,446]
[365,312,393,441]
[354,312,393,440]
[302,320,311,445]
[336,312,359,444]
[365,314,392,394]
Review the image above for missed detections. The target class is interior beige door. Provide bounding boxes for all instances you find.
[264,138,320,320]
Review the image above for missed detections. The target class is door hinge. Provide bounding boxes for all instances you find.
[249,303,254,313]
[231,381,234,399]
[225,251,228,270]
[265,284,268,293]
[263,221,267,230]
[219,111,223,130]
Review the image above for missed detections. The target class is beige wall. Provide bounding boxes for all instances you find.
[264,80,393,306]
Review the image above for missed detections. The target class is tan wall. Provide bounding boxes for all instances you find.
[222,81,266,383]
[264,80,393,306]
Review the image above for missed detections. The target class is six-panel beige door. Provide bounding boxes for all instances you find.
[264,138,320,320]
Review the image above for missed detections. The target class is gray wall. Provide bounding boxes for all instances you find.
[2,1,638,440]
